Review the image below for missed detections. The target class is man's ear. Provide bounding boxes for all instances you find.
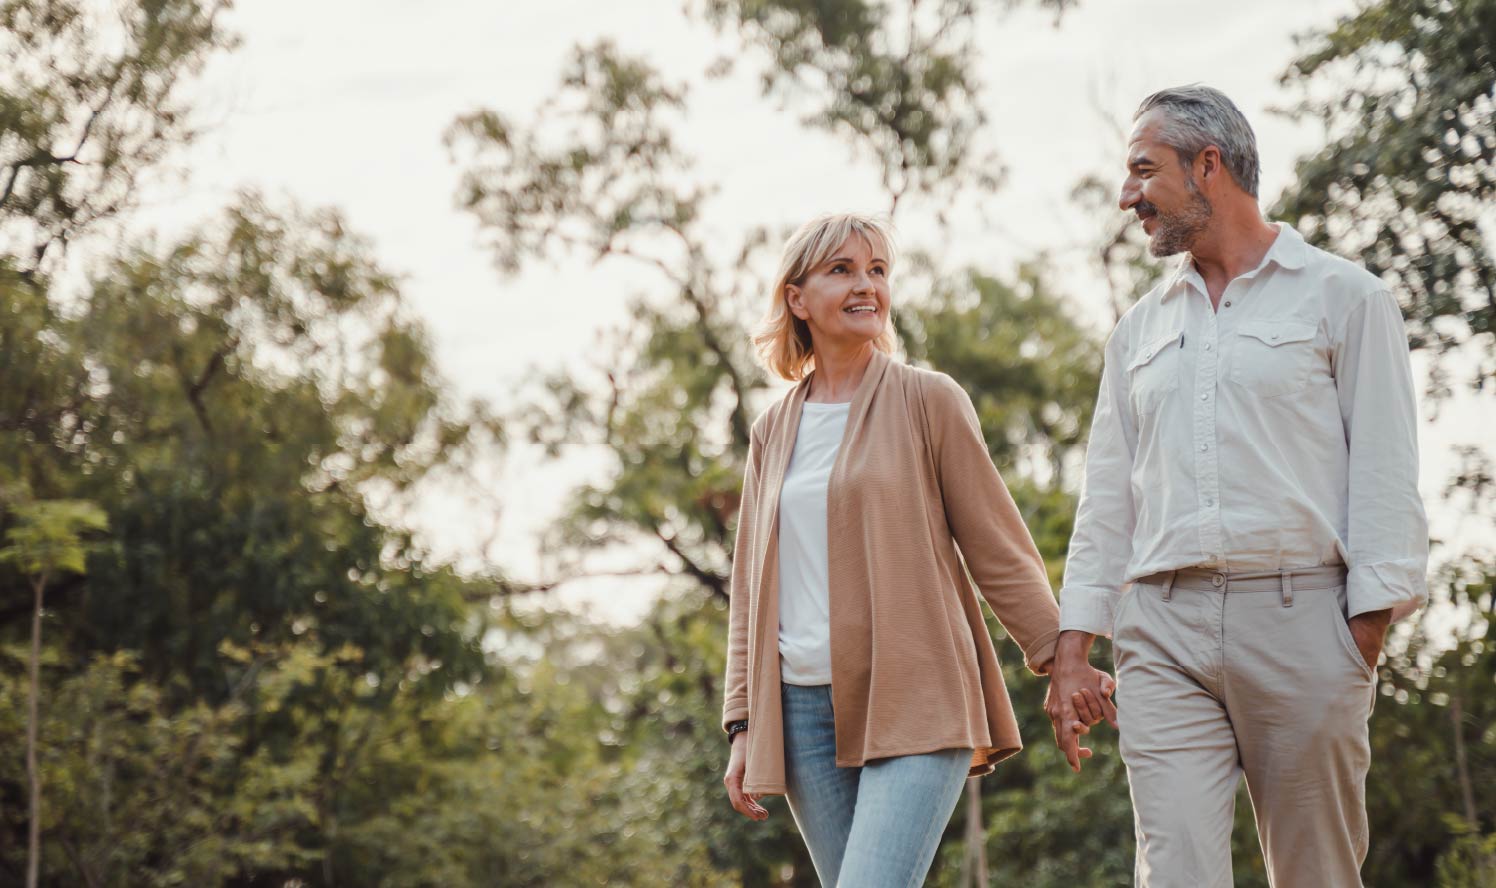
[1197,145,1223,188]
[785,285,810,321]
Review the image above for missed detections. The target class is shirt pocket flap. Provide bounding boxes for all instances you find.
[1128,329,1184,371]
[1238,320,1316,347]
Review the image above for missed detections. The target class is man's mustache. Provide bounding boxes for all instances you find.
[1135,200,1159,219]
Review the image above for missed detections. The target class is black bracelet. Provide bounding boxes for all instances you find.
[726,719,748,743]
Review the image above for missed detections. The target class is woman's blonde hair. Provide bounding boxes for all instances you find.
[753,212,899,381]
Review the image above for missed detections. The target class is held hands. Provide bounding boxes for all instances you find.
[1043,630,1118,773]
[723,731,768,821]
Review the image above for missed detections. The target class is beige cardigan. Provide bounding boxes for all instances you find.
[722,350,1061,795]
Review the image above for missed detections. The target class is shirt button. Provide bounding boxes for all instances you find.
[1204,343,1213,351]
[1205,498,1214,506]
[1224,301,1232,307]
[1211,574,1225,588]
[1200,393,1209,401]
[1200,443,1209,452]
[1270,332,1280,341]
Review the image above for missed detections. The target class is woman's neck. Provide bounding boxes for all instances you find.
[808,341,875,403]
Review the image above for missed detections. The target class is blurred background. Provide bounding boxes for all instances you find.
[0,0,1492,885]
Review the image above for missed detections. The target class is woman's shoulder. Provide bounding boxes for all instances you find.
[886,359,971,410]
[749,381,808,440]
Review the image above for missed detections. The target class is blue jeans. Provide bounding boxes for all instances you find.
[781,683,971,887]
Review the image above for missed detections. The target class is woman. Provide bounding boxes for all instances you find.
[721,213,1107,886]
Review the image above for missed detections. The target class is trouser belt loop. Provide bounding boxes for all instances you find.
[1161,572,1176,602]
[1280,570,1295,608]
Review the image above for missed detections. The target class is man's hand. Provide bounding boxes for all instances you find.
[1044,630,1118,773]
[1347,608,1391,673]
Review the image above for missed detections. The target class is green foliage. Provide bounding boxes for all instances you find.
[0,0,236,273]
[694,0,1075,210]
[0,500,107,579]
[1274,0,1496,395]
[0,193,502,883]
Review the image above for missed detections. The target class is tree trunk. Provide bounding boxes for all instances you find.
[1451,690,1478,827]
[960,776,988,887]
[26,574,46,888]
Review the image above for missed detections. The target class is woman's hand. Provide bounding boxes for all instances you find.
[723,733,768,821]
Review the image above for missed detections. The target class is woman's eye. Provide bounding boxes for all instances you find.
[871,266,886,276]
[831,265,847,274]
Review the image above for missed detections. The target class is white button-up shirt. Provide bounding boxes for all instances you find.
[1059,223,1428,638]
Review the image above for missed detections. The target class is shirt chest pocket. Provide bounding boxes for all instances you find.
[1127,329,1184,416]
[1230,321,1319,399]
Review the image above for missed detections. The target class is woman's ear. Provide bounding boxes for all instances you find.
[785,285,810,321]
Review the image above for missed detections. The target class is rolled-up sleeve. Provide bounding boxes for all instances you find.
[1334,289,1429,621]
[1059,327,1139,638]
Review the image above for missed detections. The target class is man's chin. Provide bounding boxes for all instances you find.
[1148,237,1185,258]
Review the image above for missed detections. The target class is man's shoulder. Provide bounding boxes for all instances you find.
[1109,273,1178,343]
[1298,238,1389,299]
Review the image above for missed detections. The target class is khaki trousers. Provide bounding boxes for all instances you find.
[1114,566,1375,888]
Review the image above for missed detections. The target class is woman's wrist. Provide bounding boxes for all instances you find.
[726,719,749,744]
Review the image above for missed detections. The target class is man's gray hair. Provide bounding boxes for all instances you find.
[1135,86,1260,198]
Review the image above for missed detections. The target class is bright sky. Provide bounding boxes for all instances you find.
[96,0,1491,623]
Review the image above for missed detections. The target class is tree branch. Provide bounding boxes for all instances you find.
[655,527,728,600]
[466,565,674,601]
[680,285,753,450]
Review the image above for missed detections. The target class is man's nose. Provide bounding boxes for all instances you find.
[1118,181,1140,212]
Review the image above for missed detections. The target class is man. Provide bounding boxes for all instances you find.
[1046,85,1428,887]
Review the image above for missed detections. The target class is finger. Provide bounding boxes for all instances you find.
[1048,706,1067,747]
[1074,689,1103,725]
[746,792,768,820]
[1070,718,1091,735]
[728,783,755,820]
[1070,690,1096,724]
[1099,672,1117,697]
[1082,688,1107,725]
[1100,689,1119,729]
[1058,725,1081,772]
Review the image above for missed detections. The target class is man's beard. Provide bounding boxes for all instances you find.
[1144,179,1213,257]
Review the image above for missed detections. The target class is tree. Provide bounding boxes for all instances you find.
[694,0,1072,213]
[0,0,235,276]
[1274,0,1496,398]
[0,193,508,884]
[0,499,107,888]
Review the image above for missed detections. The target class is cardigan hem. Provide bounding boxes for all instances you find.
[831,737,1022,770]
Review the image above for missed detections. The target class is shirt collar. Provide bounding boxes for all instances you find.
[1159,222,1309,303]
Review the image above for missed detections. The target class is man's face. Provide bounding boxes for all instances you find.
[1120,109,1213,257]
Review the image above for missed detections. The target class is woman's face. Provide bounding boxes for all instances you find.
[785,233,891,351]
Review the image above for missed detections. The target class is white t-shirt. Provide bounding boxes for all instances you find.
[777,400,850,686]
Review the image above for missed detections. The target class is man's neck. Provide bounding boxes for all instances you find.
[1189,208,1280,308]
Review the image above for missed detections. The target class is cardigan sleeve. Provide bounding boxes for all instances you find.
[921,372,1061,674]
[722,417,765,730]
